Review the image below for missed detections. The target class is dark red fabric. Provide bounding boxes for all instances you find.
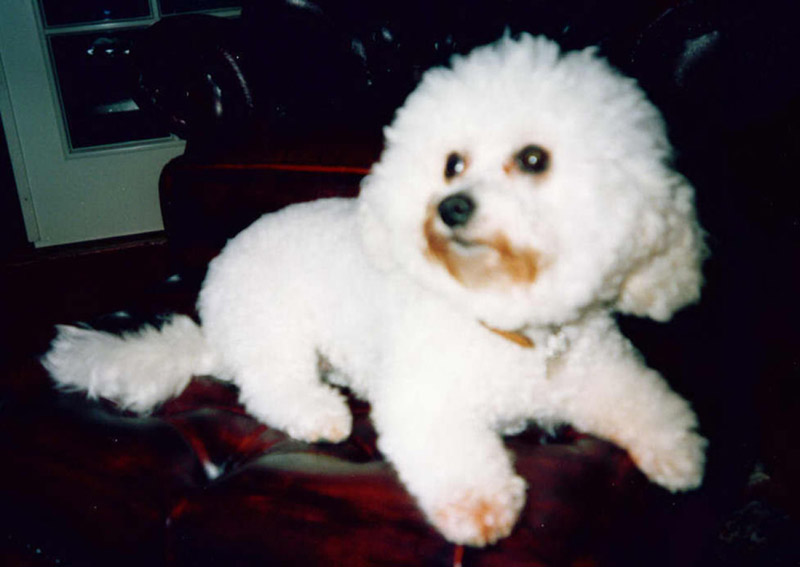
[0,367,653,566]
[155,378,647,567]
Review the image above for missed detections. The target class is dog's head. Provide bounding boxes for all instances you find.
[359,35,705,329]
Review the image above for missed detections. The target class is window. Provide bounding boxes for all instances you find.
[39,0,151,28]
[38,0,241,152]
[0,0,245,245]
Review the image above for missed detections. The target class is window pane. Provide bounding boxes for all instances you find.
[49,30,172,150]
[159,0,240,15]
[39,0,151,27]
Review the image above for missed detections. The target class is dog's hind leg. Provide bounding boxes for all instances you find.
[232,346,353,443]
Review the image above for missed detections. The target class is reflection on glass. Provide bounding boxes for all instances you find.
[159,0,240,15]
[49,30,171,150]
[39,0,151,27]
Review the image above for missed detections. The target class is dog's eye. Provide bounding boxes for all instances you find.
[515,145,549,174]
[444,152,466,180]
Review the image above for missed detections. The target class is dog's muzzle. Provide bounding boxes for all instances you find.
[424,192,540,289]
[438,192,475,228]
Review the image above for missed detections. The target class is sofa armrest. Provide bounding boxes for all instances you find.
[159,137,380,276]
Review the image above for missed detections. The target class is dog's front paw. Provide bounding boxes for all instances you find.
[429,475,527,547]
[284,390,353,443]
[631,430,707,492]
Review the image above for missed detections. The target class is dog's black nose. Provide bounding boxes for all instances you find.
[438,192,475,228]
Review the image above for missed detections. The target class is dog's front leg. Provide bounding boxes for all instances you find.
[371,386,526,547]
[549,319,706,492]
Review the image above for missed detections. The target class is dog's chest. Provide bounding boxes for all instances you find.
[455,323,579,426]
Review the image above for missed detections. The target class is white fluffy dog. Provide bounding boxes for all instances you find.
[44,35,707,546]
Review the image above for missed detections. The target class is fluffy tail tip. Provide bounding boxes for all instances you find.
[42,315,215,413]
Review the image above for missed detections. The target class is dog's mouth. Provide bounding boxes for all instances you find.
[450,234,482,250]
[423,208,540,289]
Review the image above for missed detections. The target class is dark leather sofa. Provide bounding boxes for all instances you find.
[2,1,799,566]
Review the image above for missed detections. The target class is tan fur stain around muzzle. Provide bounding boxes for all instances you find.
[423,207,539,289]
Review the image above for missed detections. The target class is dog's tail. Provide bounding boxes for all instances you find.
[42,315,221,413]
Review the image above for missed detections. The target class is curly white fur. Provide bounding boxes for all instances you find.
[44,35,707,547]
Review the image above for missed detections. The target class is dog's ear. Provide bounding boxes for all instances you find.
[616,175,706,322]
